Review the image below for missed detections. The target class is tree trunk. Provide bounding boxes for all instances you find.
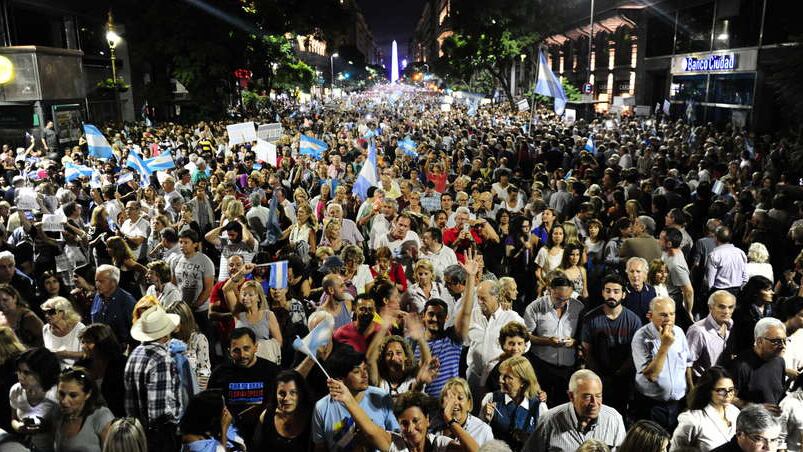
[488,63,515,110]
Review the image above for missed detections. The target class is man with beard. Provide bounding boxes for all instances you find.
[333,294,381,353]
[581,274,643,414]
[413,253,480,398]
[207,328,280,448]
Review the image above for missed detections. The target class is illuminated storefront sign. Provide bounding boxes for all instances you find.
[681,53,736,72]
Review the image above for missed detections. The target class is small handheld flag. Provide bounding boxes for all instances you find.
[352,142,378,201]
[266,260,288,289]
[84,125,115,160]
[292,316,335,379]
[299,134,328,159]
[397,137,418,158]
[144,150,176,172]
[64,162,94,182]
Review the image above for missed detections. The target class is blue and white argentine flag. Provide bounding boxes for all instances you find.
[299,134,328,159]
[292,314,334,380]
[398,137,418,158]
[352,141,378,201]
[64,162,94,182]
[534,48,568,116]
[267,260,288,289]
[584,136,596,155]
[126,151,152,187]
[144,150,176,172]
[84,124,115,160]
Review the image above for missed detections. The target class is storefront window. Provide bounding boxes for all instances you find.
[712,0,762,50]
[645,9,675,57]
[709,73,754,105]
[675,2,715,54]
[670,75,707,102]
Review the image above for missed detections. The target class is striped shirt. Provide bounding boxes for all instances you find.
[415,328,462,398]
[523,403,626,452]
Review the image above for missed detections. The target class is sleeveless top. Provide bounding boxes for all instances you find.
[333,301,352,330]
[235,311,272,340]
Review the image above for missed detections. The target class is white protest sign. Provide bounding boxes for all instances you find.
[257,123,283,143]
[442,95,454,105]
[16,188,38,211]
[563,109,577,123]
[55,254,73,273]
[254,139,277,167]
[226,122,257,146]
[440,104,451,112]
[516,99,530,112]
[42,214,65,232]
[635,105,652,117]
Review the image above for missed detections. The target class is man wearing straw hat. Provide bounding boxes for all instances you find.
[124,305,183,452]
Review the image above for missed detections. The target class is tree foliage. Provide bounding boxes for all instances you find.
[438,0,567,108]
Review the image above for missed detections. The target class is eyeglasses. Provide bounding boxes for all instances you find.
[61,368,91,382]
[43,309,59,317]
[744,433,779,448]
[713,387,736,396]
[761,337,789,347]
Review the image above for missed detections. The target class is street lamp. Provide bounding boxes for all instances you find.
[330,52,339,91]
[106,11,122,122]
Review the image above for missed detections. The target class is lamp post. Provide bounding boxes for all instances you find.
[587,0,595,86]
[106,11,122,123]
[330,52,339,92]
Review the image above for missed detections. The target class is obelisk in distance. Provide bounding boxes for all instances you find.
[391,40,399,83]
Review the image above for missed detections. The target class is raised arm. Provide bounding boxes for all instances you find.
[454,250,479,342]
[327,379,391,451]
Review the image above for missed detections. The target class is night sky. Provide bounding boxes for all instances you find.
[356,0,427,70]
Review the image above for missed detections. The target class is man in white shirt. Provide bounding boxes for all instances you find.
[467,278,527,406]
[326,203,363,245]
[420,227,458,282]
[120,201,150,261]
[368,198,397,249]
[374,212,421,254]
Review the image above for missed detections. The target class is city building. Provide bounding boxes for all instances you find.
[542,0,801,131]
[0,0,135,147]
[410,0,452,64]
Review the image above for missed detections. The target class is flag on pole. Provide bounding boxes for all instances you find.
[467,98,479,117]
[534,49,568,116]
[144,150,176,171]
[299,134,328,159]
[126,151,152,186]
[292,316,334,379]
[84,124,115,160]
[266,260,288,289]
[584,136,596,155]
[263,194,283,245]
[352,142,378,201]
[64,162,94,182]
[116,171,134,186]
[662,99,671,116]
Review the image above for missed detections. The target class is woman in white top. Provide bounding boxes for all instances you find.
[746,242,775,282]
[145,260,182,310]
[670,367,740,451]
[535,225,565,295]
[326,381,479,452]
[649,258,671,299]
[40,296,86,368]
[282,203,317,255]
[340,245,373,295]
[403,260,452,314]
[9,348,61,452]
[434,378,494,448]
[168,302,211,391]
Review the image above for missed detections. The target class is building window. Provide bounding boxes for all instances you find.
[645,8,675,57]
[670,75,707,102]
[629,71,636,95]
[675,2,715,54]
[608,45,615,70]
[607,73,614,96]
[709,73,754,105]
[631,41,637,68]
[763,0,801,45]
[713,0,762,50]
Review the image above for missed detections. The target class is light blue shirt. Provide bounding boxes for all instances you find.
[312,386,399,451]
[632,322,691,401]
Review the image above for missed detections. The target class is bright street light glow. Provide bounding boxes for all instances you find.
[106,30,121,47]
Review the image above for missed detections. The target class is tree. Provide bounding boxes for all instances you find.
[438,0,567,108]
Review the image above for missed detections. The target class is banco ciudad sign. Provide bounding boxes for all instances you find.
[681,53,736,72]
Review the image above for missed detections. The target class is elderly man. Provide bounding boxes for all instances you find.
[709,404,781,452]
[729,317,788,414]
[619,215,662,263]
[368,197,398,249]
[687,290,736,381]
[0,251,36,307]
[124,306,182,451]
[632,296,691,432]
[467,273,526,403]
[443,207,499,263]
[623,257,658,325]
[120,201,149,261]
[524,275,585,405]
[326,202,363,245]
[523,369,626,452]
[86,264,137,347]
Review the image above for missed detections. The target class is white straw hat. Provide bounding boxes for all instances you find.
[131,306,180,342]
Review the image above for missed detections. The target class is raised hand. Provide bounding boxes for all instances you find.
[460,249,480,277]
[660,324,675,347]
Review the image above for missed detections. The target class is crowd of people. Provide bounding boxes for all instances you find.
[0,84,801,452]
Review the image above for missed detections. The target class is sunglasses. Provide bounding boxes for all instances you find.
[43,309,59,317]
[761,337,789,347]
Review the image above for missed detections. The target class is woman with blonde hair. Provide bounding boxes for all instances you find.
[340,245,373,295]
[0,326,26,432]
[102,417,147,452]
[319,217,344,254]
[227,280,282,364]
[282,203,317,256]
[648,259,670,298]
[41,296,86,367]
[746,242,774,282]
[434,378,494,446]
[498,277,518,311]
[105,236,148,300]
[480,356,547,450]
[403,259,451,313]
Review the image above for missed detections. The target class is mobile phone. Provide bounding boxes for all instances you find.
[24,211,34,220]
